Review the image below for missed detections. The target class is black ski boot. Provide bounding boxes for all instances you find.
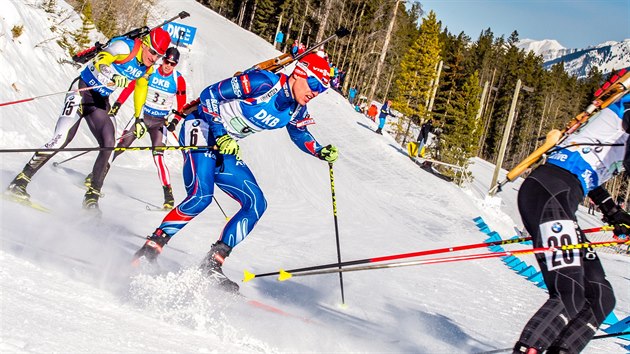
[200,241,239,293]
[375,128,383,135]
[163,185,175,210]
[132,228,171,265]
[6,172,31,200]
[82,187,101,210]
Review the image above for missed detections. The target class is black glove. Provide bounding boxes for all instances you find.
[589,186,630,235]
[166,118,179,132]
[108,102,121,116]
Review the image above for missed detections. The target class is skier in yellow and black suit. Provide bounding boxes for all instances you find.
[7,28,171,210]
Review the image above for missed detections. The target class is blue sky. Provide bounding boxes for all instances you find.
[419,0,630,49]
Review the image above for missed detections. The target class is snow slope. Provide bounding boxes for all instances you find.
[1,0,628,353]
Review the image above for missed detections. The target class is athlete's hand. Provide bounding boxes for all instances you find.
[318,145,338,163]
[134,117,147,139]
[216,134,241,160]
[166,118,179,132]
[602,207,630,236]
[111,74,129,88]
[108,102,121,116]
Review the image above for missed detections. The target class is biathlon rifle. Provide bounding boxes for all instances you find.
[72,11,190,64]
[176,27,351,116]
[241,26,350,74]
[490,68,630,194]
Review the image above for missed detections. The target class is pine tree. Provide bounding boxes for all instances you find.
[439,71,482,182]
[74,1,95,53]
[390,11,441,141]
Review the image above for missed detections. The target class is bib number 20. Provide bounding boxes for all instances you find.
[539,220,581,271]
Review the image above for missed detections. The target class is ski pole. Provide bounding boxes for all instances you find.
[52,150,90,167]
[243,236,533,282]
[52,128,139,167]
[0,145,210,153]
[279,239,630,280]
[0,84,112,107]
[328,162,345,304]
[581,225,614,233]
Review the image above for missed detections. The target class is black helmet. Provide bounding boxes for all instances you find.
[164,47,180,64]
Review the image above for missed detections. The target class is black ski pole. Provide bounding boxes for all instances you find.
[328,162,345,305]
[52,150,90,167]
[52,128,139,167]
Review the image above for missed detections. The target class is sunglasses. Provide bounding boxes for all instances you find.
[163,60,177,66]
[307,76,327,94]
[146,46,163,58]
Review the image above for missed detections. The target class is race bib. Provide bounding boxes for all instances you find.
[539,220,581,271]
[182,119,210,147]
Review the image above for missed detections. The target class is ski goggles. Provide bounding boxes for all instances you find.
[294,63,329,94]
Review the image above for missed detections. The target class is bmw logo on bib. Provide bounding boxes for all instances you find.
[551,222,563,233]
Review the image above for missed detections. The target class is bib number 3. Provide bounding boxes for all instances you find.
[539,220,581,271]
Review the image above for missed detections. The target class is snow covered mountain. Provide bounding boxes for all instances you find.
[1,0,628,353]
[517,38,630,78]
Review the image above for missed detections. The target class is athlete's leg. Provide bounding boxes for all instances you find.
[147,116,173,208]
[157,150,217,236]
[147,116,171,187]
[548,246,616,353]
[81,89,115,208]
[111,116,136,162]
[213,155,268,248]
[7,81,83,197]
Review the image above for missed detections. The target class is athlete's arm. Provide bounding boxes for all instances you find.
[173,74,187,122]
[116,80,136,105]
[286,109,323,157]
[133,68,153,118]
[93,40,132,80]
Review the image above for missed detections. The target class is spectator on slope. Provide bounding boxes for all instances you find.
[512,93,630,354]
[86,47,187,210]
[416,119,434,157]
[375,100,394,135]
[6,28,172,211]
[133,52,339,292]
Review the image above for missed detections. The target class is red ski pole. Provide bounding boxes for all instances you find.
[0,84,112,107]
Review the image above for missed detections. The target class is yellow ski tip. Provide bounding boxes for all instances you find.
[243,270,256,282]
[278,269,293,281]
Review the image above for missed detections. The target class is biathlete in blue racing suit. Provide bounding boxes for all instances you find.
[133,52,339,291]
